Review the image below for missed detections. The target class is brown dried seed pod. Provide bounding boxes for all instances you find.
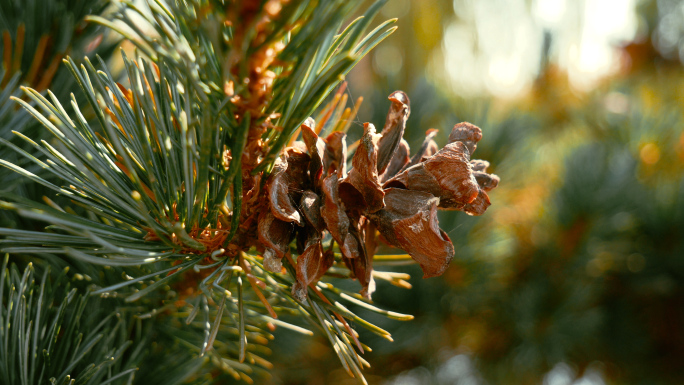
[320,173,351,253]
[381,139,410,182]
[343,229,375,299]
[470,159,490,172]
[377,90,410,175]
[340,230,361,259]
[292,232,327,301]
[462,189,491,216]
[362,215,379,259]
[473,171,500,192]
[257,211,293,272]
[300,190,326,232]
[267,157,300,224]
[448,122,482,155]
[385,141,480,210]
[292,247,335,302]
[470,159,499,192]
[323,131,347,177]
[339,123,385,213]
[266,148,310,224]
[300,118,326,182]
[368,188,455,278]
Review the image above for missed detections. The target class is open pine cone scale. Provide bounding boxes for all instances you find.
[258,91,500,300]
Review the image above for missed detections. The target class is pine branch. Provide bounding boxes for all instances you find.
[0,1,406,380]
[0,1,501,383]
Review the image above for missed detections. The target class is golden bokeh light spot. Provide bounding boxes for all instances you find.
[639,142,660,165]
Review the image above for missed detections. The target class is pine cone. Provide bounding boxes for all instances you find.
[259,91,500,300]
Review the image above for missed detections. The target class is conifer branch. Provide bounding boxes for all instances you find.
[0,1,500,383]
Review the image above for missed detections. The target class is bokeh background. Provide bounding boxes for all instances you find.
[268,0,684,384]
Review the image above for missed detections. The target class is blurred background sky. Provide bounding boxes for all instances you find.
[367,0,650,96]
[269,1,684,384]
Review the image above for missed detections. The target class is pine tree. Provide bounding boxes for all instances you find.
[0,1,500,383]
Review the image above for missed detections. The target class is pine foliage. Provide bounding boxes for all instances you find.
[0,255,145,385]
[0,0,117,227]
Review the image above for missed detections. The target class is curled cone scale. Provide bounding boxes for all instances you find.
[323,131,347,177]
[301,118,326,182]
[448,121,482,155]
[300,190,326,232]
[343,228,376,299]
[381,138,410,182]
[339,123,385,214]
[258,211,292,272]
[292,231,331,301]
[369,188,454,278]
[385,141,480,211]
[377,91,410,175]
[267,148,310,225]
[471,160,500,191]
[320,173,351,256]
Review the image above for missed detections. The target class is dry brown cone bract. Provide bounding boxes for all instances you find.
[258,91,500,301]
